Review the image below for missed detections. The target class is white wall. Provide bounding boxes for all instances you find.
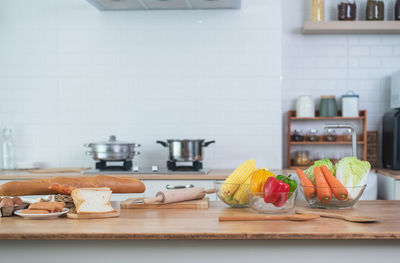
[282,0,400,167]
[0,0,282,169]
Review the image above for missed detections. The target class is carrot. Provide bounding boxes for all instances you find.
[296,168,316,199]
[321,165,348,201]
[314,167,332,204]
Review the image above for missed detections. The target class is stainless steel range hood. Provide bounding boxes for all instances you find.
[87,0,241,10]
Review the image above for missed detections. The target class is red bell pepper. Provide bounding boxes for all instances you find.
[263,177,290,207]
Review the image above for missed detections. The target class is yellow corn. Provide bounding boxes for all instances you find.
[221,159,257,197]
[233,173,253,204]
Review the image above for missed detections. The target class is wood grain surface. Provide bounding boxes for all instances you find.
[67,210,120,219]
[1,201,400,240]
[120,198,209,209]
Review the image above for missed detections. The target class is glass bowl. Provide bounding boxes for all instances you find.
[214,181,249,208]
[299,185,366,209]
[249,190,297,214]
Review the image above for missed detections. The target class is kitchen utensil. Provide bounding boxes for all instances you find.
[214,182,250,208]
[295,210,378,223]
[120,197,209,209]
[157,139,215,162]
[143,187,215,204]
[299,185,366,209]
[319,96,337,117]
[85,135,140,161]
[14,208,69,220]
[219,214,320,222]
[296,96,315,117]
[67,210,120,219]
[249,190,297,214]
[342,91,359,117]
[28,168,89,174]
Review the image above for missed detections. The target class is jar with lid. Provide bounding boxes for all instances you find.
[293,129,305,142]
[324,128,337,142]
[396,0,400,20]
[338,1,357,21]
[343,128,353,141]
[342,91,359,117]
[366,0,384,20]
[311,0,325,22]
[296,96,315,118]
[319,96,338,117]
[307,129,320,142]
[295,151,311,166]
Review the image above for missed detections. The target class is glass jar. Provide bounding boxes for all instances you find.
[396,0,400,20]
[338,1,357,21]
[343,128,353,141]
[308,129,320,142]
[366,0,384,21]
[324,128,337,142]
[293,129,305,142]
[295,151,311,166]
[311,0,325,22]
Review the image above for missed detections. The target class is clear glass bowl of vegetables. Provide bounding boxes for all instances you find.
[249,174,298,214]
[297,158,370,209]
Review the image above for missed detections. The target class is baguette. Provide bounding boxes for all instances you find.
[0,175,146,196]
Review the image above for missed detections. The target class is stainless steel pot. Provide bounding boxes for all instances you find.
[85,135,140,161]
[156,139,215,162]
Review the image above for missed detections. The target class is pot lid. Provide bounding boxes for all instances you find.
[87,135,139,146]
[342,91,359,98]
[166,139,205,142]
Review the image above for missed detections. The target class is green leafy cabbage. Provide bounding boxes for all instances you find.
[304,159,335,184]
[335,157,370,199]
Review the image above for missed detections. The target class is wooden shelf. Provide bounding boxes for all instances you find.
[302,21,400,35]
[289,110,366,120]
[290,141,364,145]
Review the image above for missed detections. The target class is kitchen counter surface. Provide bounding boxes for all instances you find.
[376,168,400,180]
[0,169,293,180]
[1,200,400,240]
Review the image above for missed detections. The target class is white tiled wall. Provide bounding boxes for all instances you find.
[0,0,282,169]
[282,0,400,167]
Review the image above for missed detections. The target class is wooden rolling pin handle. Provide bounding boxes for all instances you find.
[143,195,164,204]
[205,188,216,194]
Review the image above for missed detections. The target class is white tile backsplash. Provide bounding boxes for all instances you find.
[0,0,282,169]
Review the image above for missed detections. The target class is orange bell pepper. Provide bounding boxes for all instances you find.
[250,169,275,196]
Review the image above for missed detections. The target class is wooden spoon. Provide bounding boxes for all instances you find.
[295,210,378,223]
[219,214,320,222]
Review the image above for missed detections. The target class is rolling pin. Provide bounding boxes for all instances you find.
[144,187,216,204]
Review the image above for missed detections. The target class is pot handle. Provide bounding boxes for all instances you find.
[156,141,168,147]
[85,151,93,156]
[203,141,216,147]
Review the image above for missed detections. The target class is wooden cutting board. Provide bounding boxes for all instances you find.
[120,198,209,209]
[67,210,120,219]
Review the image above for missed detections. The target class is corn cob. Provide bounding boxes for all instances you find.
[232,172,253,204]
[221,159,257,198]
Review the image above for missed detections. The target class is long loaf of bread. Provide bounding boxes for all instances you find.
[0,175,145,196]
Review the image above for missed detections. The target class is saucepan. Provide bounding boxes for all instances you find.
[156,139,215,162]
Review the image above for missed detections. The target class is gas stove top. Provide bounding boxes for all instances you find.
[82,165,209,175]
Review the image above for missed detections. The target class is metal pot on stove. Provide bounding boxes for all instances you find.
[85,135,140,161]
[156,139,215,162]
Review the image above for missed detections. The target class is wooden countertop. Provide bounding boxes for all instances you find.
[0,169,293,180]
[1,201,400,240]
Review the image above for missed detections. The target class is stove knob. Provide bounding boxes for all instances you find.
[133,166,140,172]
[152,165,158,172]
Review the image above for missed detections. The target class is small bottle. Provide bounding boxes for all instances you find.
[293,129,305,142]
[311,0,325,22]
[366,0,384,21]
[338,1,357,21]
[308,129,320,142]
[2,127,16,170]
[396,0,400,20]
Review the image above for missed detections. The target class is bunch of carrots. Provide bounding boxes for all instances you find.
[296,165,348,204]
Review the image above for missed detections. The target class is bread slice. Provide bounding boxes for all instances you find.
[71,187,114,214]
